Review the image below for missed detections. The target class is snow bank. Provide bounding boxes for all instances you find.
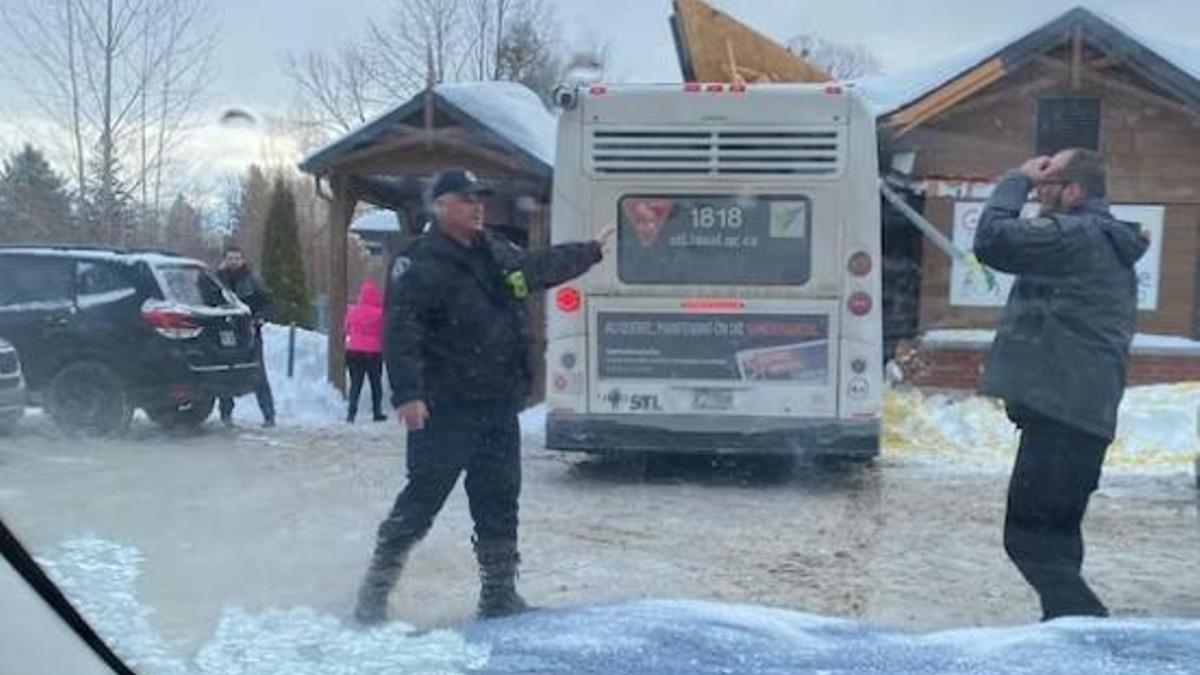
[227,324,345,428]
[884,383,1200,471]
[39,536,1200,675]
[37,537,488,675]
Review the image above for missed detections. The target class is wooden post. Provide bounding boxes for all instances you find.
[1071,27,1083,90]
[327,174,357,393]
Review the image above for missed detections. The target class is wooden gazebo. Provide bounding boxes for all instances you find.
[298,81,556,394]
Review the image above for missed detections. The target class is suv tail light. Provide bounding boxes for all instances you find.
[143,307,202,339]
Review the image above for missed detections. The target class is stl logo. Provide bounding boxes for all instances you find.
[622,198,674,247]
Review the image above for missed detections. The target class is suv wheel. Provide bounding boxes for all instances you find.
[46,361,133,435]
[146,396,215,430]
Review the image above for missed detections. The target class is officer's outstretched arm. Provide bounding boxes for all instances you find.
[384,257,434,409]
[519,241,603,291]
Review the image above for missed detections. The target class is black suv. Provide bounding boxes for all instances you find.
[0,247,261,433]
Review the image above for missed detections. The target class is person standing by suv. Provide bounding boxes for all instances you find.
[216,246,276,428]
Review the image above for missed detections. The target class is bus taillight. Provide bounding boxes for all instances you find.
[556,287,582,312]
[684,82,702,92]
[847,292,873,316]
[847,251,872,277]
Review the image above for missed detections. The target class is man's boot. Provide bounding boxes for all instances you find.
[474,539,531,619]
[353,551,408,625]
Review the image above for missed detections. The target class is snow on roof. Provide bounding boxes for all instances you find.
[853,6,1200,118]
[920,329,1200,357]
[0,247,205,267]
[349,210,401,234]
[434,81,556,166]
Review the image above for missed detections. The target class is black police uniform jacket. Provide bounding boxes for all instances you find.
[384,227,601,410]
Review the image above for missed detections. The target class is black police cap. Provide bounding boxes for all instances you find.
[429,168,494,201]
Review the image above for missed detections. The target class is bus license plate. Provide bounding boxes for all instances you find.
[219,330,237,347]
[693,389,734,411]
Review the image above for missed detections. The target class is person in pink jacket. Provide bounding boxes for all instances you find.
[344,280,387,423]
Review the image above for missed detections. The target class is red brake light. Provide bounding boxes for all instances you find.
[682,298,745,312]
[556,287,582,313]
[705,83,724,92]
[825,83,843,95]
[143,308,197,329]
[729,83,747,93]
[684,82,702,92]
[847,251,872,277]
[143,306,203,339]
[847,292,873,316]
[588,84,607,96]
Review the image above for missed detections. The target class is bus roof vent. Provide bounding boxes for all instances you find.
[587,128,843,177]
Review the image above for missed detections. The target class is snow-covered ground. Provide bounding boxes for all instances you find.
[225,324,348,427]
[33,535,1200,675]
[5,323,1196,674]
[884,383,1200,472]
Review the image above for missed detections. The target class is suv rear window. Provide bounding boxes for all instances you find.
[0,256,73,308]
[156,265,235,309]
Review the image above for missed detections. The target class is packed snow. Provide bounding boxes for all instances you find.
[226,323,346,427]
[34,535,1200,675]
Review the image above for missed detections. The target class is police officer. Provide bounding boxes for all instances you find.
[973,149,1148,620]
[354,168,613,624]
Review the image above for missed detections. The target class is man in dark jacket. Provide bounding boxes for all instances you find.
[216,245,276,428]
[973,148,1149,621]
[354,168,613,624]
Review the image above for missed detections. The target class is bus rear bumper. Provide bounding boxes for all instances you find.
[546,411,880,459]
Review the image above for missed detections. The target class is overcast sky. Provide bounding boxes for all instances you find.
[205,0,1200,113]
[2,0,1199,198]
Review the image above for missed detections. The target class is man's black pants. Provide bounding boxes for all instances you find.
[219,328,275,422]
[371,403,521,562]
[1004,414,1109,620]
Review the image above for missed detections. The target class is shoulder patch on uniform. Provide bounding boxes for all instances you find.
[390,256,412,282]
[1026,216,1056,229]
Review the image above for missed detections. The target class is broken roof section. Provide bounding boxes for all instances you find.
[298,81,555,178]
[854,6,1200,130]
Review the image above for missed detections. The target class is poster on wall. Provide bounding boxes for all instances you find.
[949,202,1164,309]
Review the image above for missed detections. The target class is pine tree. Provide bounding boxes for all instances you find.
[0,144,74,244]
[260,177,311,327]
[79,147,136,246]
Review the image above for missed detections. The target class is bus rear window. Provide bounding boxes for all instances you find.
[617,194,813,285]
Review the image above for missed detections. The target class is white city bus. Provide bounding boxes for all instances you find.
[544,82,882,459]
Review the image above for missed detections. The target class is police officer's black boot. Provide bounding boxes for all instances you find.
[353,550,408,625]
[474,538,532,619]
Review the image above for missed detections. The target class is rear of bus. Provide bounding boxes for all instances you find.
[544,83,882,459]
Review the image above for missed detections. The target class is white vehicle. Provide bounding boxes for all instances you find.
[544,82,883,459]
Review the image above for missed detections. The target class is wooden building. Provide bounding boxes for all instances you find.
[297,82,555,395]
[865,7,1200,385]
